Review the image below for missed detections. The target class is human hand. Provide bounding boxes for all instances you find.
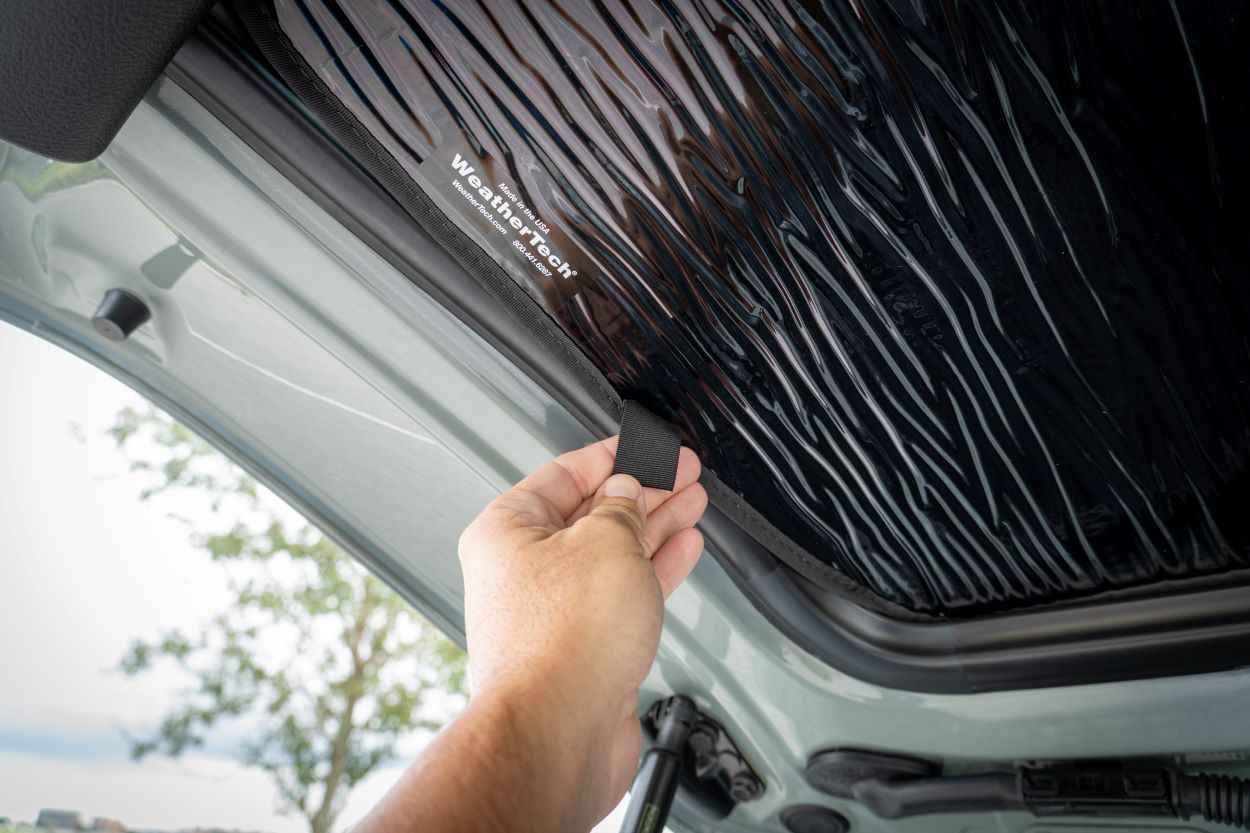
[457,435,706,829]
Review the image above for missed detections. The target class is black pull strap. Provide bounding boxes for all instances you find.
[612,400,681,490]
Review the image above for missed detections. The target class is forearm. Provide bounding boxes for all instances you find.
[356,682,614,833]
[364,440,706,830]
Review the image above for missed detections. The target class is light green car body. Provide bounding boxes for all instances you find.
[2,78,1248,833]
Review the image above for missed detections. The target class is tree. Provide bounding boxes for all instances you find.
[110,405,467,833]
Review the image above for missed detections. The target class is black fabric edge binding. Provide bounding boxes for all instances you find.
[171,8,1250,693]
[613,401,681,490]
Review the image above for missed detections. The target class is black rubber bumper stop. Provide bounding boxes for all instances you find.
[780,805,851,833]
[92,288,151,342]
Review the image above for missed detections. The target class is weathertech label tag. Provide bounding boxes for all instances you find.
[418,140,595,306]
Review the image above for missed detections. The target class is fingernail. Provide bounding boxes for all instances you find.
[603,474,642,500]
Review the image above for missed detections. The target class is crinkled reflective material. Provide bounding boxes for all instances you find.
[277,0,1250,615]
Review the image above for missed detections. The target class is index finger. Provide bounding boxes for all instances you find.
[511,437,618,519]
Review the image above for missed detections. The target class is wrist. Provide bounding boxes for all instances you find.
[472,659,618,751]
[470,637,626,734]
[467,673,619,832]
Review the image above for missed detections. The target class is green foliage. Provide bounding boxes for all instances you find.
[111,405,466,833]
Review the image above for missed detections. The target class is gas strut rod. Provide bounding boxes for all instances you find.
[620,696,696,833]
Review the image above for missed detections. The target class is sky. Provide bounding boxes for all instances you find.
[0,321,632,833]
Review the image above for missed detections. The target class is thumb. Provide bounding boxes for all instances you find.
[581,474,646,549]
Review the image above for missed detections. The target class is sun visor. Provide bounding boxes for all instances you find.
[0,0,211,162]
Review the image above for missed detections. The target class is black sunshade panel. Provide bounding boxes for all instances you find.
[276,0,1250,616]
